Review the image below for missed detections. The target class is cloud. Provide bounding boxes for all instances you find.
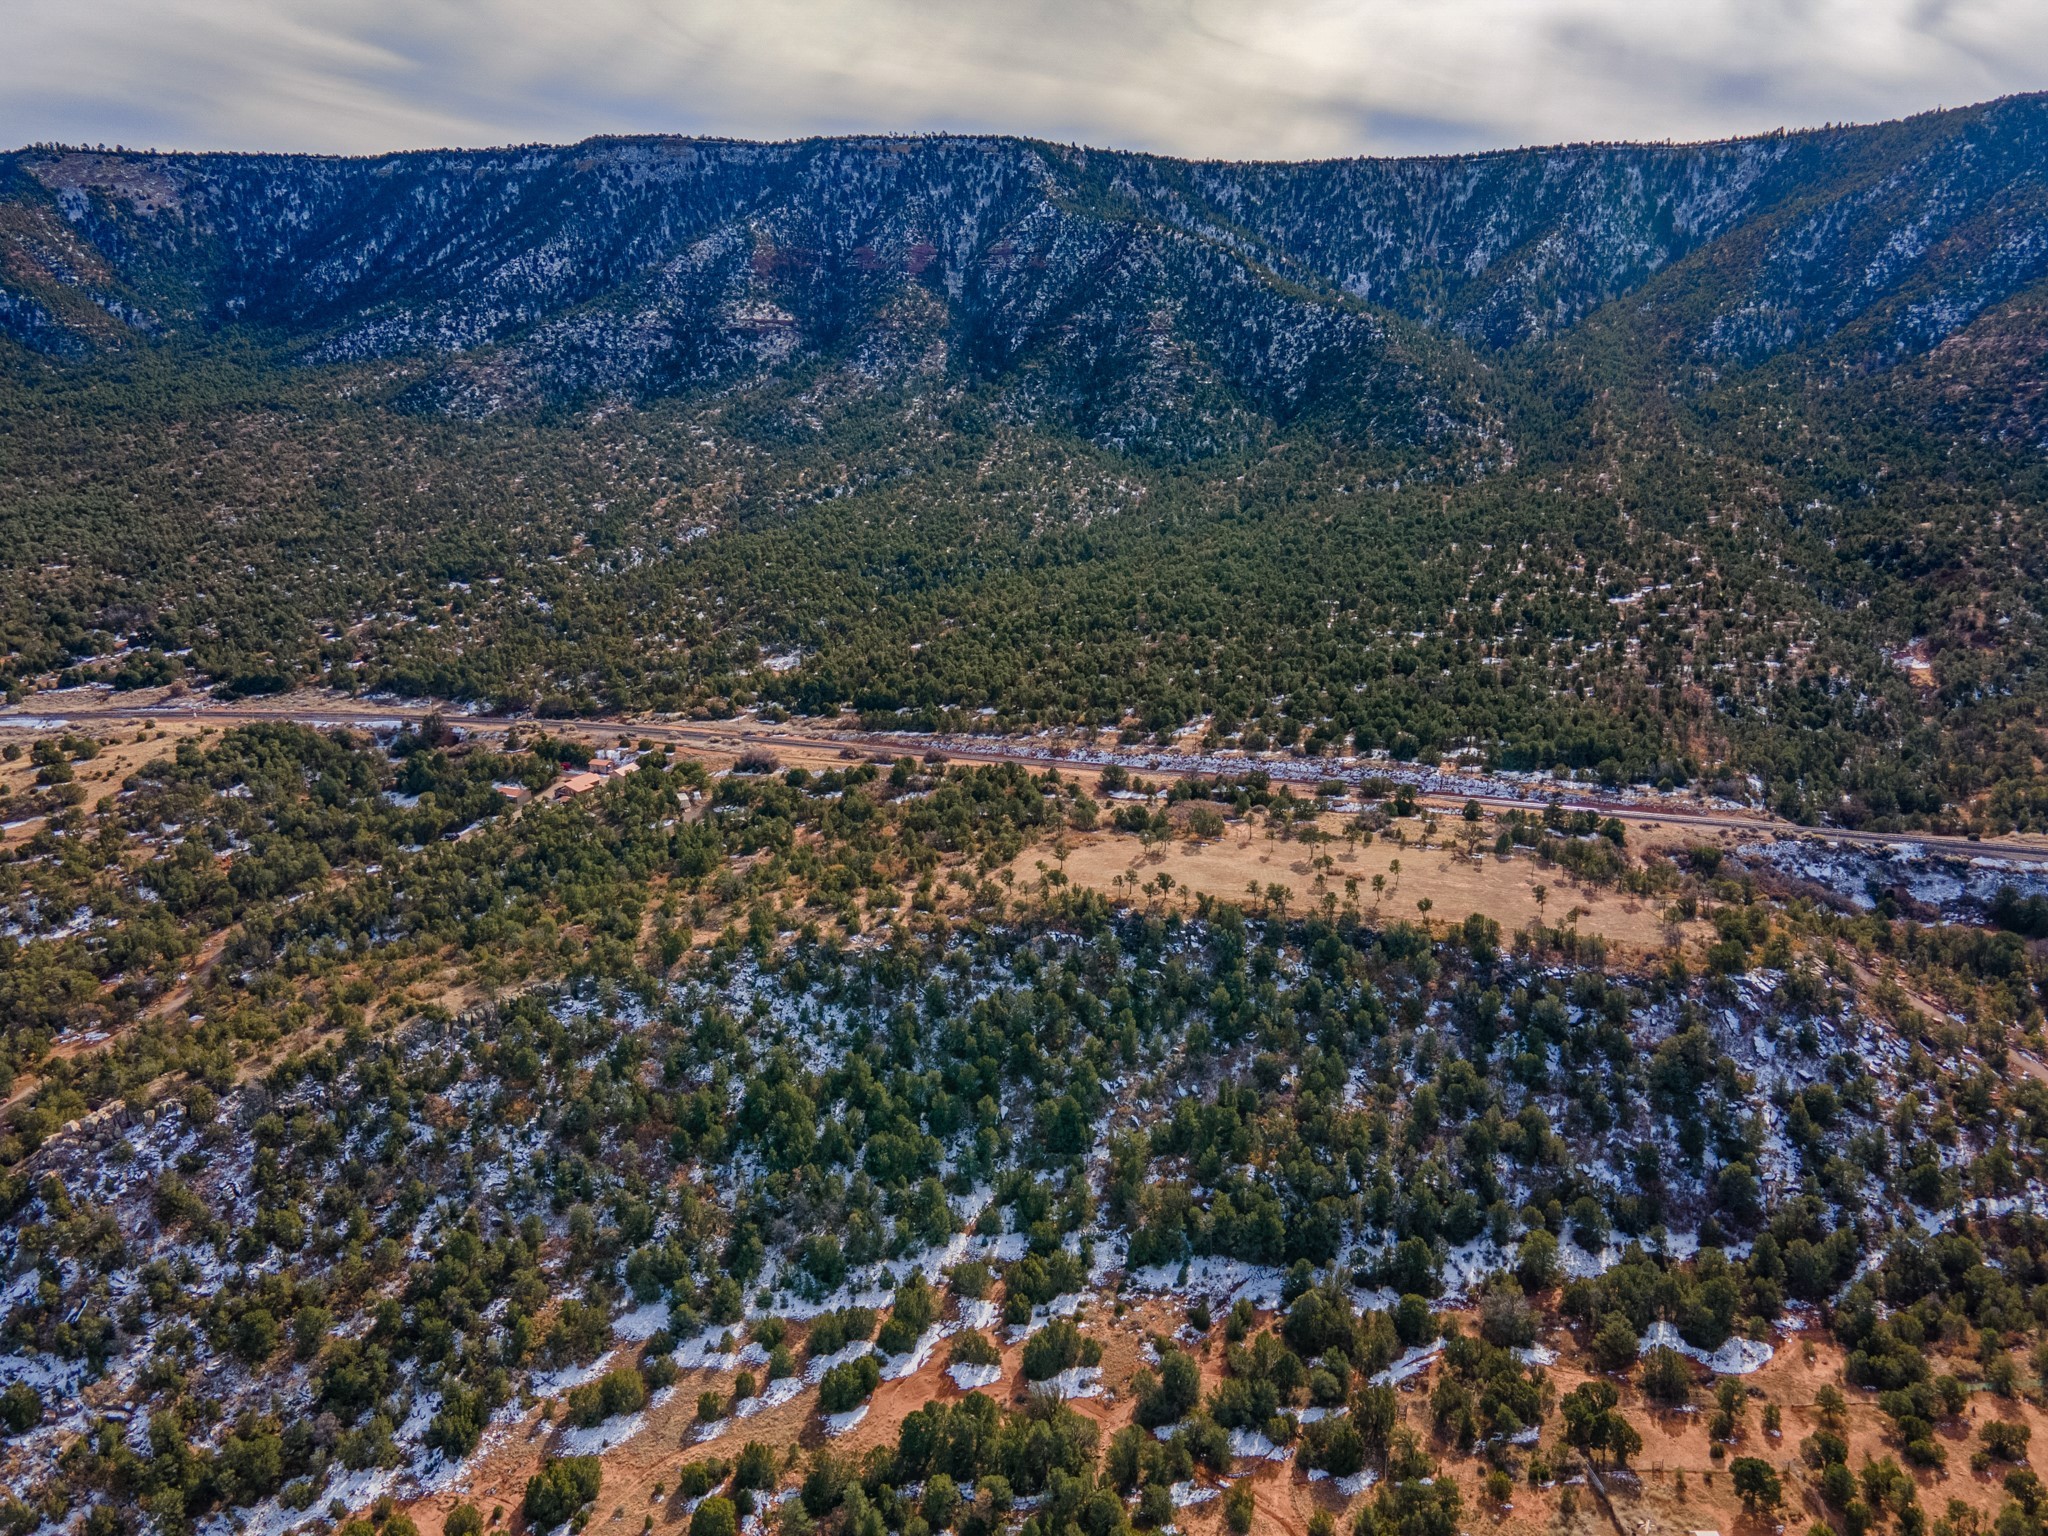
[7,0,2047,159]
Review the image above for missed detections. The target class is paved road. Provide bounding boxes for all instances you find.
[9,690,2048,864]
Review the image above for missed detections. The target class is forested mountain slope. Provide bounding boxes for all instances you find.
[3,99,2048,828]
[12,97,2048,404]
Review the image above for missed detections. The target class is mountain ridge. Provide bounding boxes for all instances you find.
[6,94,2048,448]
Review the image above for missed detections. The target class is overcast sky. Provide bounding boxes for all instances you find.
[9,0,2048,161]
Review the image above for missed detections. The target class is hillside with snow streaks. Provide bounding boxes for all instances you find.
[6,97,2048,444]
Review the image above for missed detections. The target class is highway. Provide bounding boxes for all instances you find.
[8,689,2048,865]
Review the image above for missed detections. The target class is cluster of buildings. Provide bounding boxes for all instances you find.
[494,746,642,806]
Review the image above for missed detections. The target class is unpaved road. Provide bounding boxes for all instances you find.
[8,688,2048,864]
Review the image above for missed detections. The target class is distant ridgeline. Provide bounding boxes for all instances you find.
[4,98,2048,829]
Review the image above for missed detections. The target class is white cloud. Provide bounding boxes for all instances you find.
[6,0,2046,158]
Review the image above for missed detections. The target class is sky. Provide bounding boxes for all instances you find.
[9,0,2048,161]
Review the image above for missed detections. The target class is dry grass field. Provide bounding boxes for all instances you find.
[1035,809,1718,961]
[0,701,213,842]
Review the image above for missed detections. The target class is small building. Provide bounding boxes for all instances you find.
[552,771,603,800]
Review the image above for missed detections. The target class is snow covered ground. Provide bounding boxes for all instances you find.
[1745,835,2048,920]
[1639,1320,1773,1375]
